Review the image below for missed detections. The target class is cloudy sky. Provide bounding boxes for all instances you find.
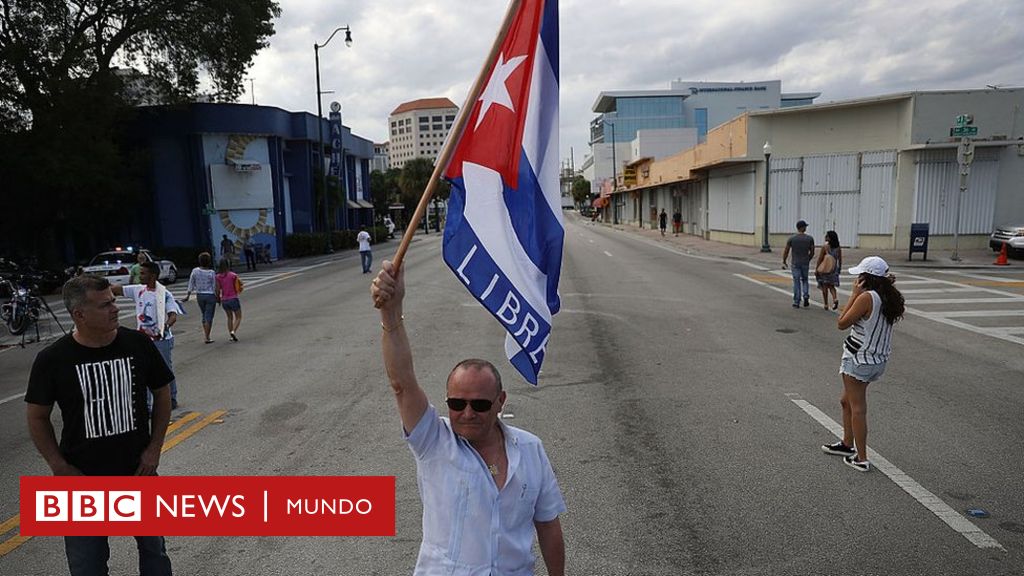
[242,0,1024,165]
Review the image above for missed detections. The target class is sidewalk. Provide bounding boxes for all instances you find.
[578,215,1016,270]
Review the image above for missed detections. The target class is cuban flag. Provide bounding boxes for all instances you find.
[442,0,561,385]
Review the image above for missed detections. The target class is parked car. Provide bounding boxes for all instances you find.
[82,248,178,285]
[989,223,1024,257]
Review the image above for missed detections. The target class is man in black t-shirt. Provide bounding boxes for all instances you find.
[26,275,174,575]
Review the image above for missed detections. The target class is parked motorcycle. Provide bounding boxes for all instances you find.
[0,278,44,335]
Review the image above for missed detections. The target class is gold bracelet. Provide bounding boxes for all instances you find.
[381,315,404,332]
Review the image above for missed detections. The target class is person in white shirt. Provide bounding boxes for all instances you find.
[184,251,218,343]
[357,226,373,274]
[113,261,183,410]
[371,259,566,576]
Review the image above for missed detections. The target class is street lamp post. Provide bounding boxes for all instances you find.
[315,26,353,253]
[761,141,772,253]
[609,121,618,225]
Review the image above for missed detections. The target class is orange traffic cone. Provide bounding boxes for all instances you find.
[994,243,1010,266]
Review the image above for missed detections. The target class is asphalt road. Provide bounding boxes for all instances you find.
[1,218,1022,575]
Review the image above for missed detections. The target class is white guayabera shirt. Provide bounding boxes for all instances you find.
[405,404,566,576]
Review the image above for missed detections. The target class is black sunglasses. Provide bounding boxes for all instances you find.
[445,397,497,412]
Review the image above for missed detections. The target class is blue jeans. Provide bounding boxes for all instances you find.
[791,262,810,304]
[150,338,176,408]
[65,535,172,576]
[360,250,372,273]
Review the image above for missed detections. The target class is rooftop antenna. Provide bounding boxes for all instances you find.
[250,79,256,104]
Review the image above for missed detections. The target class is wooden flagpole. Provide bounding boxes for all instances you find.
[390,0,523,272]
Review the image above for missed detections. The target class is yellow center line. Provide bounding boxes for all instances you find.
[0,514,18,536]
[161,410,227,453]
[166,411,201,435]
[0,535,30,556]
[0,409,227,558]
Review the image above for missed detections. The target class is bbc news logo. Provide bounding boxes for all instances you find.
[21,476,395,536]
[36,491,141,522]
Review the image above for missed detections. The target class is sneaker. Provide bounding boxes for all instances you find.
[803,298,810,307]
[844,455,870,472]
[821,441,856,457]
[792,303,800,308]
[230,332,238,342]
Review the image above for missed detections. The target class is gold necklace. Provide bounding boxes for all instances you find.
[488,463,499,476]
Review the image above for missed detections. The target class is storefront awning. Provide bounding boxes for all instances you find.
[346,200,361,209]
[356,199,374,209]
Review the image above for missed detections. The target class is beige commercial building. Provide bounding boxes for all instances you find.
[387,97,458,169]
[609,88,1024,251]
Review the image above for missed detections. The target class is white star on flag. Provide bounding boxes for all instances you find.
[474,52,527,130]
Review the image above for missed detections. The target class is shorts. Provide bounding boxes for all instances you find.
[839,356,886,383]
[222,298,241,312]
[196,293,217,324]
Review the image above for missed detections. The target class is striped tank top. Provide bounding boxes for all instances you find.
[842,291,894,365]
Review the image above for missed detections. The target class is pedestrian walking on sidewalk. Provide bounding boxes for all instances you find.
[371,260,567,575]
[185,251,218,343]
[243,234,258,272]
[821,256,904,472]
[215,258,243,342]
[658,209,667,236]
[815,230,843,310]
[220,234,235,267]
[782,220,815,308]
[672,210,682,236]
[26,275,175,576]
[357,226,373,274]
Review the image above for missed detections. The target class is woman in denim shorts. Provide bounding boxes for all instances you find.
[185,252,218,343]
[821,256,904,472]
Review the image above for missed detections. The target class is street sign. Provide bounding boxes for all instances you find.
[950,126,978,137]
[954,114,973,126]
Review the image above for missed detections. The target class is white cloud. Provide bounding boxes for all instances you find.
[242,0,1024,165]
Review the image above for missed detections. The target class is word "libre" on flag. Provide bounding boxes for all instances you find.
[442,0,562,385]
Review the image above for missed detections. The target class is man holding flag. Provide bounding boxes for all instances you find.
[372,0,566,573]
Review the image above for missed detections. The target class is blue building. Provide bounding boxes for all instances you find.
[132,102,374,262]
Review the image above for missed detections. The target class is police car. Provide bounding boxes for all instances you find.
[82,248,179,285]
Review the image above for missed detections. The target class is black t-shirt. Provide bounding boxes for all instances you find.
[25,327,174,475]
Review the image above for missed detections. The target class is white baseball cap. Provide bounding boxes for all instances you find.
[849,256,889,277]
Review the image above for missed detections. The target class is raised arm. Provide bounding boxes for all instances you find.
[371,260,428,434]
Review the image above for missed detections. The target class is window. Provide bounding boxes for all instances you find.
[694,108,708,140]
[445,115,455,121]
[432,115,442,121]
[433,124,442,131]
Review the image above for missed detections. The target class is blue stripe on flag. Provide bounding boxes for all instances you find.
[539,0,558,80]
[444,181,552,385]
[506,149,563,313]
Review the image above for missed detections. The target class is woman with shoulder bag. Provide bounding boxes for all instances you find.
[821,256,904,472]
[815,230,842,310]
[214,258,243,342]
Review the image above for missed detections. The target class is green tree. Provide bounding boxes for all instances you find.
[397,157,435,222]
[571,176,591,207]
[370,168,401,213]
[0,0,280,262]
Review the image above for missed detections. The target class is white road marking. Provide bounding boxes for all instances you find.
[936,270,1024,283]
[788,394,1005,551]
[0,392,26,406]
[738,272,1024,347]
[936,310,1024,318]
